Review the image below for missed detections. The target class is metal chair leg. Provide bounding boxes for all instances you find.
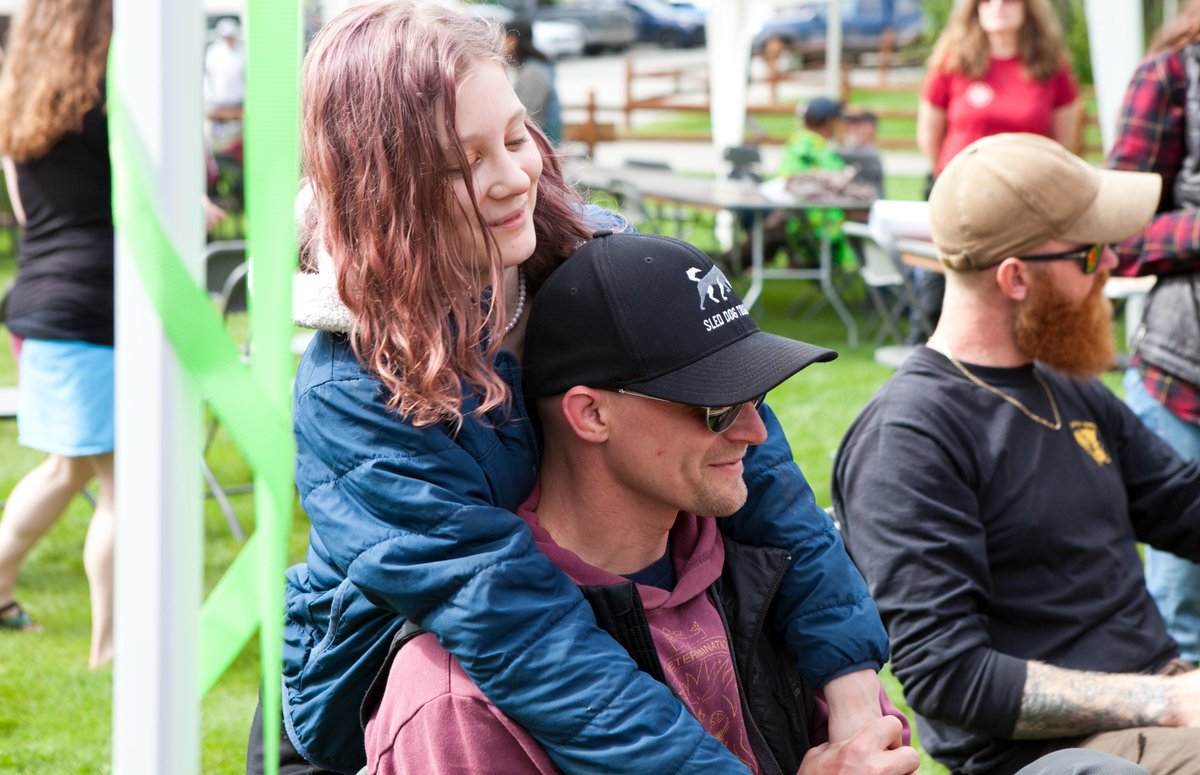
[201,457,246,542]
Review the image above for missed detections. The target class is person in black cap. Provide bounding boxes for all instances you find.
[365,231,920,775]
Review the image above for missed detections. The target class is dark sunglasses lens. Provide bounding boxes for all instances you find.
[707,395,767,433]
[707,404,739,433]
[1082,245,1103,274]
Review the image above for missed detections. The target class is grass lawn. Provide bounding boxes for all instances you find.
[0,245,311,774]
[0,215,1130,772]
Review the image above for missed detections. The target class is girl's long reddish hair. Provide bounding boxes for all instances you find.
[0,0,111,161]
[302,1,590,428]
[928,0,1067,82]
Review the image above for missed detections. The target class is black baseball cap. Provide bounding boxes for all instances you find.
[523,231,837,406]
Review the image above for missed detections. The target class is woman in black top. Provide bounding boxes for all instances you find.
[0,0,115,669]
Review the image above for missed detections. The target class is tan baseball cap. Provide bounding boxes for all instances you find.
[929,133,1162,271]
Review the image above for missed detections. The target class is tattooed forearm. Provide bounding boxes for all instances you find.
[1013,661,1182,739]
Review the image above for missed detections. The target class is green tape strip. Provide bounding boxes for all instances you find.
[108,1,300,772]
[107,108,293,489]
[241,3,302,774]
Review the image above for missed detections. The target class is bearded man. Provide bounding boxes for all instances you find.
[833,133,1200,775]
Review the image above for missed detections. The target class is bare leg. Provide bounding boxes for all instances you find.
[84,452,115,669]
[0,454,94,607]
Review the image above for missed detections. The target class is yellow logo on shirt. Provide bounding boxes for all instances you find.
[1071,421,1112,466]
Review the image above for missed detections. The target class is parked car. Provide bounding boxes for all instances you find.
[531,18,587,59]
[621,0,705,48]
[751,0,925,62]
[533,0,637,55]
[469,3,586,59]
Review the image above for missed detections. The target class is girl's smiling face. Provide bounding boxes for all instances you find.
[446,62,543,272]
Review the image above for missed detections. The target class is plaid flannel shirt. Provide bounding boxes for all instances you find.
[1107,48,1200,426]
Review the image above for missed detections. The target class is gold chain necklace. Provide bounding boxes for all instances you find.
[941,349,1063,431]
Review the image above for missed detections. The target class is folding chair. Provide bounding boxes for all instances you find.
[202,240,251,540]
[843,220,931,346]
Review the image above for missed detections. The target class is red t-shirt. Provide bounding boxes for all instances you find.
[922,55,1078,174]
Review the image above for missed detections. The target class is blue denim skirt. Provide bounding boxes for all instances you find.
[17,339,114,456]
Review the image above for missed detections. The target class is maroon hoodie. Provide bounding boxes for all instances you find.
[364,485,760,774]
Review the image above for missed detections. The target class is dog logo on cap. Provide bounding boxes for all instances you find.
[686,265,733,309]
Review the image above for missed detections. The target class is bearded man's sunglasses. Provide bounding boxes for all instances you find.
[1018,244,1105,275]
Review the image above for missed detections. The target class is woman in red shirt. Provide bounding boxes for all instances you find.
[910,0,1078,340]
[918,0,1079,178]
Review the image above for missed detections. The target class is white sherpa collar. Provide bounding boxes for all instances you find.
[292,244,353,333]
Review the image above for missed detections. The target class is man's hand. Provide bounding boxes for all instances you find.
[797,716,919,775]
[1162,668,1200,727]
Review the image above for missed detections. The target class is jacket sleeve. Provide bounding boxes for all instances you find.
[832,419,1026,737]
[1108,52,1200,277]
[294,351,750,774]
[718,402,888,690]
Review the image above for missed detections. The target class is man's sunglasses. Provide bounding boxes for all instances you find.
[615,389,766,433]
[1018,243,1106,275]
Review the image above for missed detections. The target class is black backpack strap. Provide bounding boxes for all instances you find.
[359,618,426,732]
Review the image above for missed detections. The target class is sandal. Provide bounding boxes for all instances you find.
[0,600,41,632]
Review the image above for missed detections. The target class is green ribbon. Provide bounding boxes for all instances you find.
[109,2,300,773]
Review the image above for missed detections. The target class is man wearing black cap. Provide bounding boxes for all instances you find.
[361,231,916,774]
[362,232,1145,775]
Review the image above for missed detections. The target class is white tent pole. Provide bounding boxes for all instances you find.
[708,0,752,167]
[825,0,842,99]
[1084,0,1143,155]
[707,0,754,249]
[111,0,203,771]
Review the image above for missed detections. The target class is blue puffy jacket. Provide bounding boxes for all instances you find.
[283,331,887,773]
[283,200,887,771]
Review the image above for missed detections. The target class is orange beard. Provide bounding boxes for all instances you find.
[1013,269,1117,378]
